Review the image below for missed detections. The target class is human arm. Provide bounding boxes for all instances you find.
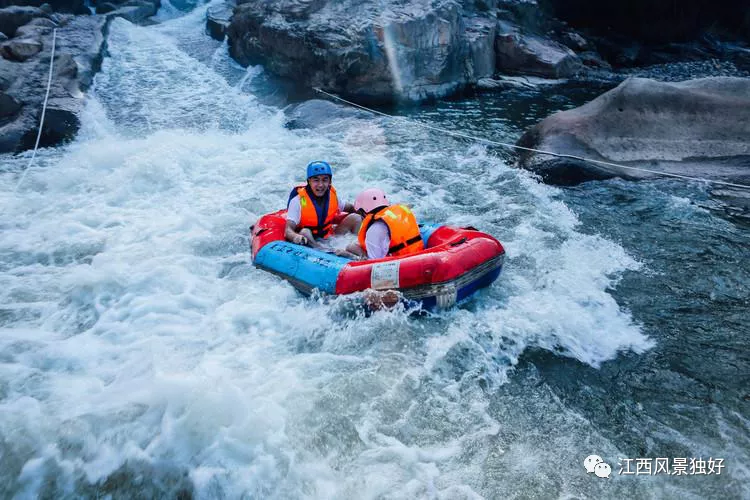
[284,196,308,245]
[285,219,308,245]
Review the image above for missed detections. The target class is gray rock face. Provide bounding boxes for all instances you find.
[226,0,591,102]
[107,0,159,24]
[5,0,89,15]
[0,14,106,152]
[0,5,47,37]
[495,21,582,78]
[228,0,481,102]
[0,0,160,153]
[517,77,750,185]
[206,0,234,41]
[1,35,43,60]
[465,16,496,79]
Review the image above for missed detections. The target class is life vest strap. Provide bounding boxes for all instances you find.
[311,223,333,238]
[388,234,423,255]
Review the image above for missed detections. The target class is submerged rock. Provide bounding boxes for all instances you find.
[284,98,369,129]
[517,77,750,185]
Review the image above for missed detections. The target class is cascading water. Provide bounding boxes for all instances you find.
[1,3,747,499]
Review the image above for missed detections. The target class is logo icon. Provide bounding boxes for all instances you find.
[584,455,612,478]
[595,462,612,478]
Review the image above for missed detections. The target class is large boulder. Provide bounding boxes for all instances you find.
[1,35,43,60]
[228,0,481,103]
[517,77,750,185]
[225,0,599,101]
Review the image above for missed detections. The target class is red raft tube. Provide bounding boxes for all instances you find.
[250,210,505,310]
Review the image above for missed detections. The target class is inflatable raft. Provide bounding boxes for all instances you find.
[250,210,505,310]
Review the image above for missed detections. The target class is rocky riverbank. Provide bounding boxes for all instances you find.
[0,0,159,154]
[224,0,593,103]
[3,0,748,155]
[221,0,749,104]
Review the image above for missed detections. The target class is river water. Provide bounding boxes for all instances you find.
[1,3,748,498]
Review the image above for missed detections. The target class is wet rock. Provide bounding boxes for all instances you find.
[1,36,42,61]
[0,14,106,153]
[476,75,537,91]
[95,3,117,14]
[20,95,80,149]
[577,50,611,70]
[0,92,21,120]
[0,58,14,89]
[560,30,589,51]
[107,0,159,24]
[23,15,57,28]
[14,20,54,38]
[0,0,162,154]
[226,0,611,101]
[205,0,233,41]
[228,0,474,103]
[495,21,582,78]
[517,77,750,185]
[496,0,550,34]
[465,16,496,79]
[284,98,369,129]
[0,5,47,37]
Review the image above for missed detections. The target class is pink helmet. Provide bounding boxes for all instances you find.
[355,188,389,213]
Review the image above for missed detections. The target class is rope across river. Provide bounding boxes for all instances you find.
[314,87,750,191]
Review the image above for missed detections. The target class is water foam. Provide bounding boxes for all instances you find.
[0,9,657,499]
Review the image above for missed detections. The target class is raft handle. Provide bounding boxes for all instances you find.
[450,237,468,247]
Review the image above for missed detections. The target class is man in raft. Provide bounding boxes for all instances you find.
[285,161,362,247]
[346,188,424,260]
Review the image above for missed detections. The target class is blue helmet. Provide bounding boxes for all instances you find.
[306,161,332,179]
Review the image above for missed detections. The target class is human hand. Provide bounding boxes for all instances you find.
[295,235,308,245]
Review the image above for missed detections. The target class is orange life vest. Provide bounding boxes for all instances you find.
[357,204,424,257]
[292,184,339,238]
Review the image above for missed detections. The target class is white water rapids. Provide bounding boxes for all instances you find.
[0,5,658,498]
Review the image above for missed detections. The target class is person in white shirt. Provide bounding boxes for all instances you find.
[284,161,361,247]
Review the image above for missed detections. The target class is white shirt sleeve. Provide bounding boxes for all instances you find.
[365,220,391,259]
[286,195,301,226]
